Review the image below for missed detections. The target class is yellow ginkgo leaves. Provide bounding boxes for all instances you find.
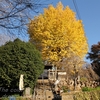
[28,2,88,64]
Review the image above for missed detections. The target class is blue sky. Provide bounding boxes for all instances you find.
[45,0,100,50]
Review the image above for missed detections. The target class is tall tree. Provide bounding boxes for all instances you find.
[0,0,46,36]
[0,39,44,89]
[28,2,88,65]
[87,42,100,76]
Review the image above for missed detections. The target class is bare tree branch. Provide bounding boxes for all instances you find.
[0,0,48,37]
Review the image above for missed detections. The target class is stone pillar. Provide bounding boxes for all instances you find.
[24,87,31,97]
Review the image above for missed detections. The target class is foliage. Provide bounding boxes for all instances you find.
[0,38,44,89]
[82,87,93,92]
[62,86,68,92]
[74,90,100,100]
[28,2,88,65]
[87,42,100,76]
[82,86,100,92]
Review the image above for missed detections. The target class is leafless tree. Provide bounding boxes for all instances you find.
[0,0,47,37]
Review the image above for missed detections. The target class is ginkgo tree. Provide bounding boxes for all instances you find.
[28,2,88,65]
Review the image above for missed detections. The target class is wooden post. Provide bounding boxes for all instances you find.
[48,69,50,80]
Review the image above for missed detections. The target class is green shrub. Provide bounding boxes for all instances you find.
[1,97,8,100]
[74,91,100,100]
[82,86,100,92]
[62,86,68,92]
[82,87,93,92]
[95,86,100,90]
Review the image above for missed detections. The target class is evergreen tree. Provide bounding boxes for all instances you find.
[87,42,100,76]
[0,38,44,89]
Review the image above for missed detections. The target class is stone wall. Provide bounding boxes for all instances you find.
[53,77,100,93]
